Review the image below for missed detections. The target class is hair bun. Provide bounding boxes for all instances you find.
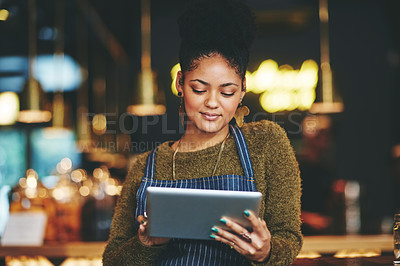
[178,0,256,50]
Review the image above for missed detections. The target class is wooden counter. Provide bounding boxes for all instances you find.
[0,242,106,258]
[0,234,394,258]
[300,234,393,254]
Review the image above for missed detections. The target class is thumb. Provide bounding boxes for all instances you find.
[139,223,147,235]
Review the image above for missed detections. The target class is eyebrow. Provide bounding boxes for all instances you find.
[190,79,239,88]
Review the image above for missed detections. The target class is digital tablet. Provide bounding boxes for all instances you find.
[145,187,262,240]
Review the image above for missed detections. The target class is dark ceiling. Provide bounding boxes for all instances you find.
[0,0,318,61]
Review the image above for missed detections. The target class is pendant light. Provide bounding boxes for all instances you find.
[18,0,51,123]
[310,0,343,114]
[127,0,166,116]
[50,0,66,130]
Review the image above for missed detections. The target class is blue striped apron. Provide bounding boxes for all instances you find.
[135,125,258,266]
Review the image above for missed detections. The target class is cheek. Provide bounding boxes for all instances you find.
[222,99,240,116]
[227,104,239,115]
[184,96,202,113]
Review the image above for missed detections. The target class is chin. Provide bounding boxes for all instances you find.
[195,121,226,134]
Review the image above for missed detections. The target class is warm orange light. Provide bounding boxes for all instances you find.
[127,104,166,116]
[334,249,380,258]
[26,176,37,188]
[60,157,72,171]
[71,169,85,183]
[309,102,344,114]
[19,178,27,188]
[79,186,90,197]
[18,110,52,123]
[92,114,107,135]
[296,251,322,259]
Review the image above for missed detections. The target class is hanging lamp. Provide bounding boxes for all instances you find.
[18,0,51,123]
[42,0,74,141]
[310,0,343,114]
[127,0,166,116]
[51,0,67,129]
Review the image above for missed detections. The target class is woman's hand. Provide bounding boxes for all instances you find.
[210,210,271,263]
[137,215,170,246]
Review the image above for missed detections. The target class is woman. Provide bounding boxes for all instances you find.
[103,1,302,265]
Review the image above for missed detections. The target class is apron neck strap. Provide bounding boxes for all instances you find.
[144,148,157,179]
[229,124,254,178]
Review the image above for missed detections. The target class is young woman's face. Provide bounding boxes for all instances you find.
[176,54,245,134]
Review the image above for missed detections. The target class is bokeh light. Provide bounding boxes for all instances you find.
[0,92,19,125]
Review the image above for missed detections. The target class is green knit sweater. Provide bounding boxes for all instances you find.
[103,120,303,265]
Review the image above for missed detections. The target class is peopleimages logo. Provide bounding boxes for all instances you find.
[81,111,307,136]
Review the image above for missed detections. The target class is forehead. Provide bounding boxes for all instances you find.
[186,55,241,82]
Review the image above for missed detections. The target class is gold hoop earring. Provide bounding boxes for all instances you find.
[178,92,184,127]
[234,101,249,128]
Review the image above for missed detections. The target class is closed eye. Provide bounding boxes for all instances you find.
[221,92,235,96]
[192,88,206,94]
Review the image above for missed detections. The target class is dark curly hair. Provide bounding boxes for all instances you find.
[178,0,256,82]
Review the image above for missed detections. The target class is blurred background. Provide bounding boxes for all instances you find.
[0,0,400,254]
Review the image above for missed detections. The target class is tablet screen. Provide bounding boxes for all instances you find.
[145,187,262,240]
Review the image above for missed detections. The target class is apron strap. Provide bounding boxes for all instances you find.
[230,124,254,178]
[144,147,157,179]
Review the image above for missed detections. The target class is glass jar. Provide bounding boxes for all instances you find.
[394,214,400,264]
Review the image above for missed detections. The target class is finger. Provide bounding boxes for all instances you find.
[219,217,251,237]
[138,223,147,237]
[210,232,256,256]
[210,233,234,248]
[137,215,147,226]
[212,227,256,255]
[247,217,271,250]
[243,210,267,236]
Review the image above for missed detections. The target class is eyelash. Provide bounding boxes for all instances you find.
[191,88,235,97]
[192,88,205,94]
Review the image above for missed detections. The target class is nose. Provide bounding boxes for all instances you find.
[205,91,218,109]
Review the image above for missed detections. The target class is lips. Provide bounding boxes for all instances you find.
[201,112,221,121]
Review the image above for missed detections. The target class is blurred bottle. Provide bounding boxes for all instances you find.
[330,179,361,234]
[80,166,121,241]
[43,158,85,242]
[344,181,361,234]
[51,173,82,242]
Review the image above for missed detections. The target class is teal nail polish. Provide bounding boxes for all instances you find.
[211,227,218,233]
[244,210,250,217]
[209,234,216,239]
[220,218,227,225]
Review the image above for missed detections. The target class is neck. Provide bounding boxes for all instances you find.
[175,125,230,152]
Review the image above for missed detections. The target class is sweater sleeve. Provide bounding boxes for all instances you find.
[251,121,303,265]
[102,152,168,266]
